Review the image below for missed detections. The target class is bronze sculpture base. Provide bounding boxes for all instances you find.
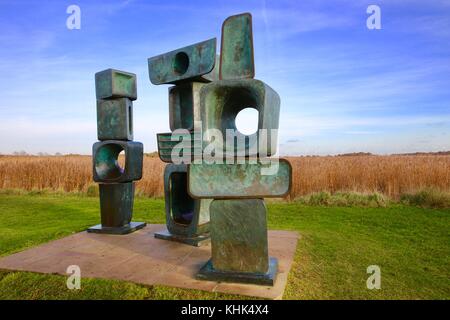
[87,221,146,235]
[154,229,210,247]
[196,257,278,286]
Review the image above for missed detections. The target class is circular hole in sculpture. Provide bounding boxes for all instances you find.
[234,107,259,136]
[95,144,125,180]
[173,52,189,75]
[118,150,126,169]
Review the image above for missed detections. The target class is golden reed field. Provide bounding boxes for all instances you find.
[0,154,449,200]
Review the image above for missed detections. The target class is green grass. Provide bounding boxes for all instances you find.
[0,270,250,300]
[293,191,389,207]
[0,193,449,300]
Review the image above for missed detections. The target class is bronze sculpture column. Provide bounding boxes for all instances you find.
[88,69,146,234]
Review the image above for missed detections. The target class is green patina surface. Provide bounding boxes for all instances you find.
[95,69,137,100]
[99,182,135,227]
[200,79,280,157]
[158,149,202,157]
[188,159,291,199]
[209,199,269,273]
[220,13,254,80]
[157,132,201,163]
[169,82,204,131]
[148,38,217,85]
[97,98,133,141]
[88,182,146,234]
[163,164,210,238]
[149,13,286,284]
[93,141,143,183]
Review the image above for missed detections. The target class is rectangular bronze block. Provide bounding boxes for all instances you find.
[220,13,254,80]
[162,164,211,238]
[188,159,292,199]
[95,68,137,100]
[100,182,135,227]
[148,38,218,85]
[97,98,133,141]
[209,199,269,273]
[87,182,146,235]
[93,140,143,183]
[169,82,204,131]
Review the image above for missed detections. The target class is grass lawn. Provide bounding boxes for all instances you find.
[0,193,449,299]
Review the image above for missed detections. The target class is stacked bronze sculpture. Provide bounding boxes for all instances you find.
[88,69,146,234]
[90,13,291,286]
[149,13,292,285]
[148,38,219,246]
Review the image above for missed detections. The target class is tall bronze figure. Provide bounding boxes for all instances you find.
[148,13,291,285]
[88,69,146,234]
[148,38,219,246]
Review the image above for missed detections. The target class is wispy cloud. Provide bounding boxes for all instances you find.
[0,0,449,155]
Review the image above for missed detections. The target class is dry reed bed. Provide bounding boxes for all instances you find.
[0,155,449,199]
[288,155,450,199]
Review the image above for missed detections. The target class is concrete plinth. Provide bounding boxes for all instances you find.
[0,224,299,299]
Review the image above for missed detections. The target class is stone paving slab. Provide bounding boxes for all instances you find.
[0,224,299,299]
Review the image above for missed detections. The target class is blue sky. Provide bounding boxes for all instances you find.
[0,0,449,155]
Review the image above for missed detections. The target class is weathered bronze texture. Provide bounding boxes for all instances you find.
[93,140,143,183]
[196,199,278,285]
[87,182,146,234]
[146,13,290,285]
[188,159,292,199]
[156,132,201,163]
[169,82,204,131]
[200,79,280,157]
[197,257,278,286]
[211,199,268,273]
[97,98,133,141]
[154,164,211,246]
[91,68,144,235]
[219,13,254,80]
[148,38,218,85]
[95,69,137,100]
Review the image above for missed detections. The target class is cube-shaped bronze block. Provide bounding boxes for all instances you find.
[92,140,143,183]
[97,98,133,141]
[169,82,204,131]
[95,68,137,100]
[200,79,280,157]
